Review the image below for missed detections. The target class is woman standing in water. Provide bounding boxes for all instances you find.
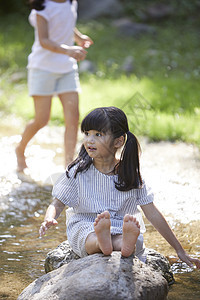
[16,0,93,172]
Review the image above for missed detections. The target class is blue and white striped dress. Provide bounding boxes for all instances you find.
[52,163,154,258]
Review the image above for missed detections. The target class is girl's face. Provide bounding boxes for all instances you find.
[83,130,115,160]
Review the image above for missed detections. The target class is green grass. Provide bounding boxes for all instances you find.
[0,14,200,145]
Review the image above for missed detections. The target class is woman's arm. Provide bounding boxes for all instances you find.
[39,198,65,237]
[141,202,200,269]
[36,14,87,61]
[74,27,93,48]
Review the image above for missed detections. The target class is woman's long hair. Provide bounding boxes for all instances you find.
[67,106,142,191]
[29,0,73,10]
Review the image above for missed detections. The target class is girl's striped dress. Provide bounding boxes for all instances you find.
[52,163,154,258]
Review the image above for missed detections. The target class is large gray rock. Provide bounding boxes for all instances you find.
[18,241,174,300]
[18,252,169,300]
[44,240,174,285]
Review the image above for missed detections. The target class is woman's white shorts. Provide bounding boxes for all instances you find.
[28,68,81,96]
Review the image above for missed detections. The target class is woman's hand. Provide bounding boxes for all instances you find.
[61,45,87,61]
[39,218,58,237]
[76,34,94,49]
[177,249,200,269]
[74,28,93,49]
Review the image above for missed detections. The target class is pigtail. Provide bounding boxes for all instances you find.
[29,0,45,10]
[115,131,142,191]
[66,144,92,178]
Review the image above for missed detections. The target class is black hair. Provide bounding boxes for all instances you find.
[67,106,142,191]
[29,0,73,10]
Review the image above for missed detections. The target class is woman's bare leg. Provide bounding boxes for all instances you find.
[16,96,52,172]
[59,92,79,167]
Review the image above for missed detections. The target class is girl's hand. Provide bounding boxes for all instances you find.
[39,218,58,237]
[177,249,200,269]
[61,45,87,61]
[76,34,94,49]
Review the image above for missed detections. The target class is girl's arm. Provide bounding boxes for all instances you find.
[36,15,87,61]
[141,202,200,269]
[39,198,65,237]
[74,27,93,48]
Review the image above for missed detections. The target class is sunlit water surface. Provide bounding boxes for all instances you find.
[0,124,199,299]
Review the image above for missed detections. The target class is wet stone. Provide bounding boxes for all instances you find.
[18,241,173,300]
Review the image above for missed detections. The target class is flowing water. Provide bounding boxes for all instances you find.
[0,121,199,299]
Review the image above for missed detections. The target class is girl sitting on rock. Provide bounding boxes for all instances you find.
[39,106,200,268]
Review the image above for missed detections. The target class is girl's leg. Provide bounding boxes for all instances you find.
[111,234,123,251]
[121,215,140,257]
[58,92,79,167]
[85,213,140,257]
[16,96,52,171]
[112,215,141,257]
[85,232,103,255]
[85,211,113,256]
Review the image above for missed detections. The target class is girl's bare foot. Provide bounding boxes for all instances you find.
[94,211,113,255]
[15,146,27,172]
[121,214,140,257]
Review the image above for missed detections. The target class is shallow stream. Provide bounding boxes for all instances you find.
[0,123,199,299]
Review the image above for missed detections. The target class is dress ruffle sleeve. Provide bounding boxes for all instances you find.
[29,5,50,27]
[52,166,79,207]
[136,181,154,206]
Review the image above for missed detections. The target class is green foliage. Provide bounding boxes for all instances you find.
[0,14,199,146]
[0,14,32,71]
